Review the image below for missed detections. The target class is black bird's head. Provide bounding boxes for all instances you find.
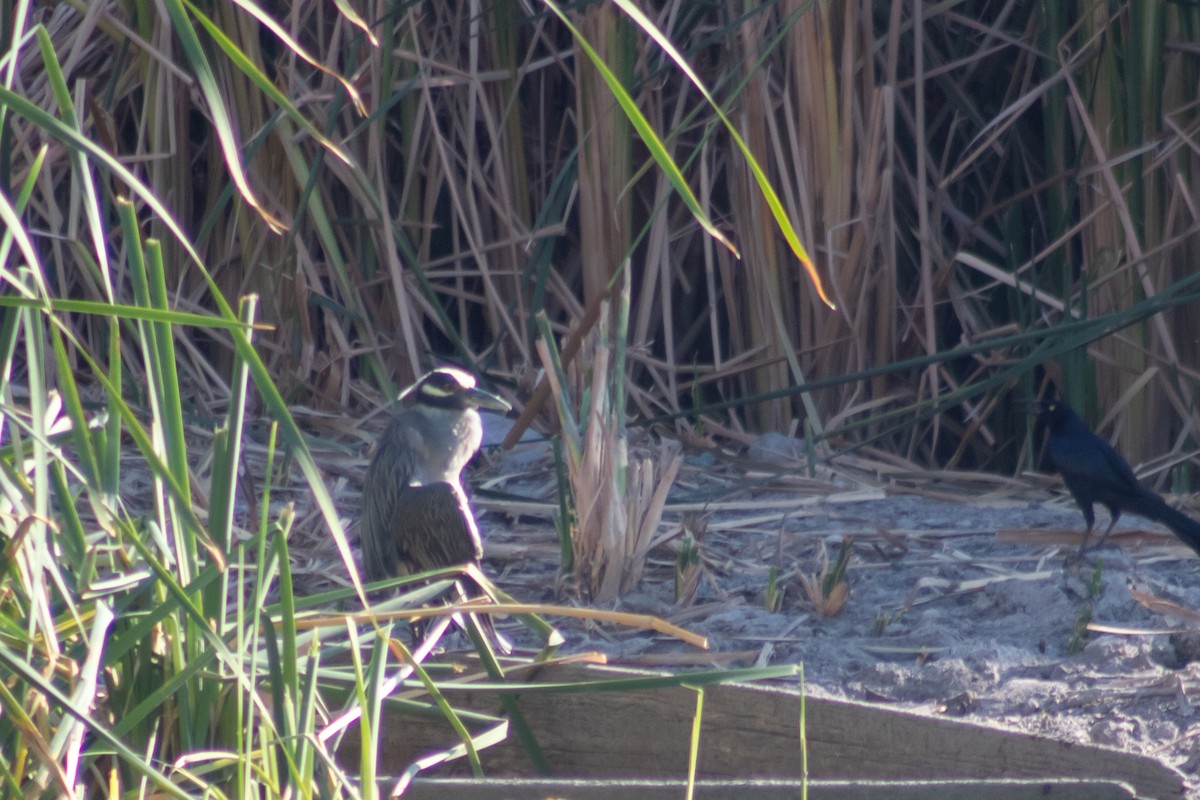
[403,367,511,413]
[1030,397,1080,433]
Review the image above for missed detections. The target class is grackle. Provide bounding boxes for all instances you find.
[1034,398,1200,557]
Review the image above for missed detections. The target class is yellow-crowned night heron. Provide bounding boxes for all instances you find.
[360,367,511,651]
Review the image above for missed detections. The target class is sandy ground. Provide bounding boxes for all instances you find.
[468,428,1200,792]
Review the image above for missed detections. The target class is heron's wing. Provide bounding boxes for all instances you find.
[360,420,420,582]
[393,481,483,571]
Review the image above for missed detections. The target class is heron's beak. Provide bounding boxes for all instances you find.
[466,386,511,413]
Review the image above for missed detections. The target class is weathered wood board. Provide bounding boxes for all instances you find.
[345,663,1184,799]
[401,777,1139,799]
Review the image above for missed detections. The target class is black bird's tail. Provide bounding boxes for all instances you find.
[1154,504,1200,558]
[1126,491,1200,557]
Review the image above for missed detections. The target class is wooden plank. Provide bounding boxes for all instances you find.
[353,664,1184,799]
[400,777,1139,800]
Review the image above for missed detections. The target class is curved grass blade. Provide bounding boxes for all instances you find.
[539,1,739,262]
[155,0,286,232]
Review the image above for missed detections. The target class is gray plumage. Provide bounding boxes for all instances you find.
[360,367,510,651]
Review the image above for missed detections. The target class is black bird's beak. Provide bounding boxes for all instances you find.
[1019,397,1045,416]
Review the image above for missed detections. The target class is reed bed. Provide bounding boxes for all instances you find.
[26,1,1200,467]
[3,0,1200,795]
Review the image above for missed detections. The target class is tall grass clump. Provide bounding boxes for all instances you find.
[26,2,1200,476]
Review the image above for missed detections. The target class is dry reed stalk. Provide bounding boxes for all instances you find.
[621,439,683,594]
[575,3,633,307]
[31,1,1200,485]
[536,291,681,602]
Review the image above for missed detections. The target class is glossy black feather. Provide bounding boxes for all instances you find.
[1037,399,1200,556]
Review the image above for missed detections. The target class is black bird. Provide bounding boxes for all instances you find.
[1034,398,1200,556]
[360,367,512,652]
